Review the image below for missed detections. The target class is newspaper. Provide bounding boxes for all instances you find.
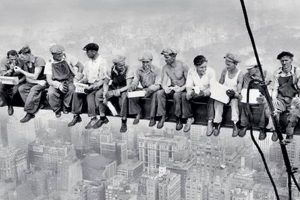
[128,90,147,98]
[210,82,230,104]
[241,89,261,104]
[74,83,89,93]
[107,101,118,116]
[0,76,19,85]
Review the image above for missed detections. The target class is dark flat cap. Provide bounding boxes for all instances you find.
[83,43,99,51]
[18,45,31,54]
[277,51,294,60]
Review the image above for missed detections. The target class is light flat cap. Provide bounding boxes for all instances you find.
[161,48,177,56]
[50,44,65,54]
[224,53,240,63]
[138,52,153,62]
[112,55,126,64]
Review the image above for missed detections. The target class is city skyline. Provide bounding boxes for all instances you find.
[0,106,299,199]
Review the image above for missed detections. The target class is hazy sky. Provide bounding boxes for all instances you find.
[0,0,299,71]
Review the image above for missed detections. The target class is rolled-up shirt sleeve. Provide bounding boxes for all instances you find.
[0,58,8,75]
[154,66,162,85]
[44,61,52,75]
[126,66,135,79]
[98,59,110,80]
[186,69,194,88]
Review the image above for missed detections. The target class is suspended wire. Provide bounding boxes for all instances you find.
[239,0,300,197]
[246,80,280,200]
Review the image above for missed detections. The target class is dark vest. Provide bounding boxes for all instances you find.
[110,66,128,89]
[51,60,74,82]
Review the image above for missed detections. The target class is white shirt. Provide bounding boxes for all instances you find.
[44,53,79,75]
[83,55,109,84]
[186,67,216,92]
[224,69,241,91]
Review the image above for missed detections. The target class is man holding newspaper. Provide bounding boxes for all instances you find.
[69,43,110,128]
[94,55,134,133]
[128,52,161,126]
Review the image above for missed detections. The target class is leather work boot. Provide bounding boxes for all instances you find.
[258,128,267,140]
[232,123,239,137]
[271,132,278,142]
[85,117,98,129]
[213,123,221,136]
[20,113,35,123]
[63,106,70,114]
[285,135,293,142]
[133,114,141,125]
[68,115,82,127]
[93,117,109,129]
[206,121,214,136]
[120,120,127,133]
[238,126,247,137]
[176,118,183,131]
[55,111,62,118]
[157,116,166,129]
[149,118,156,127]
[184,117,194,132]
[8,105,14,116]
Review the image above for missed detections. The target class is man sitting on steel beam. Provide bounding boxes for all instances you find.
[94,55,134,133]
[238,58,275,141]
[128,52,161,126]
[272,51,300,141]
[0,50,25,115]
[68,43,110,128]
[184,55,216,134]
[213,53,243,137]
[14,46,48,123]
[45,44,84,118]
[156,48,189,131]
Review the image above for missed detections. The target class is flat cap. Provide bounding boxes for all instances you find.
[138,52,153,62]
[18,45,31,54]
[161,48,177,56]
[83,43,99,51]
[112,55,126,64]
[50,44,65,54]
[245,58,258,70]
[277,51,294,60]
[224,53,240,63]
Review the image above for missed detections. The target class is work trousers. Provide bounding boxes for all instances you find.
[47,83,75,113]
[183,93,214,120]
[72,90,97,117]
[0,83,19,106]
[95,88,128,117]
[18,83,47,114]
[128,90,158,118]
[156,89,188,118]
[214,99,239,123]
[239,101,270,129]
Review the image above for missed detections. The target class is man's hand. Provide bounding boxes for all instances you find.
[58,82,68,93]
[74,73,84,82]
[164,87,172,94]
[226,89,235,98]
[128,84,136,92]
[13,66,22,73]
[103,97,108,105]
[173,85,183,93]
[38,80,47,87]
[3,69,14,76]
[105,89,121,99]
[186,90,194,100]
